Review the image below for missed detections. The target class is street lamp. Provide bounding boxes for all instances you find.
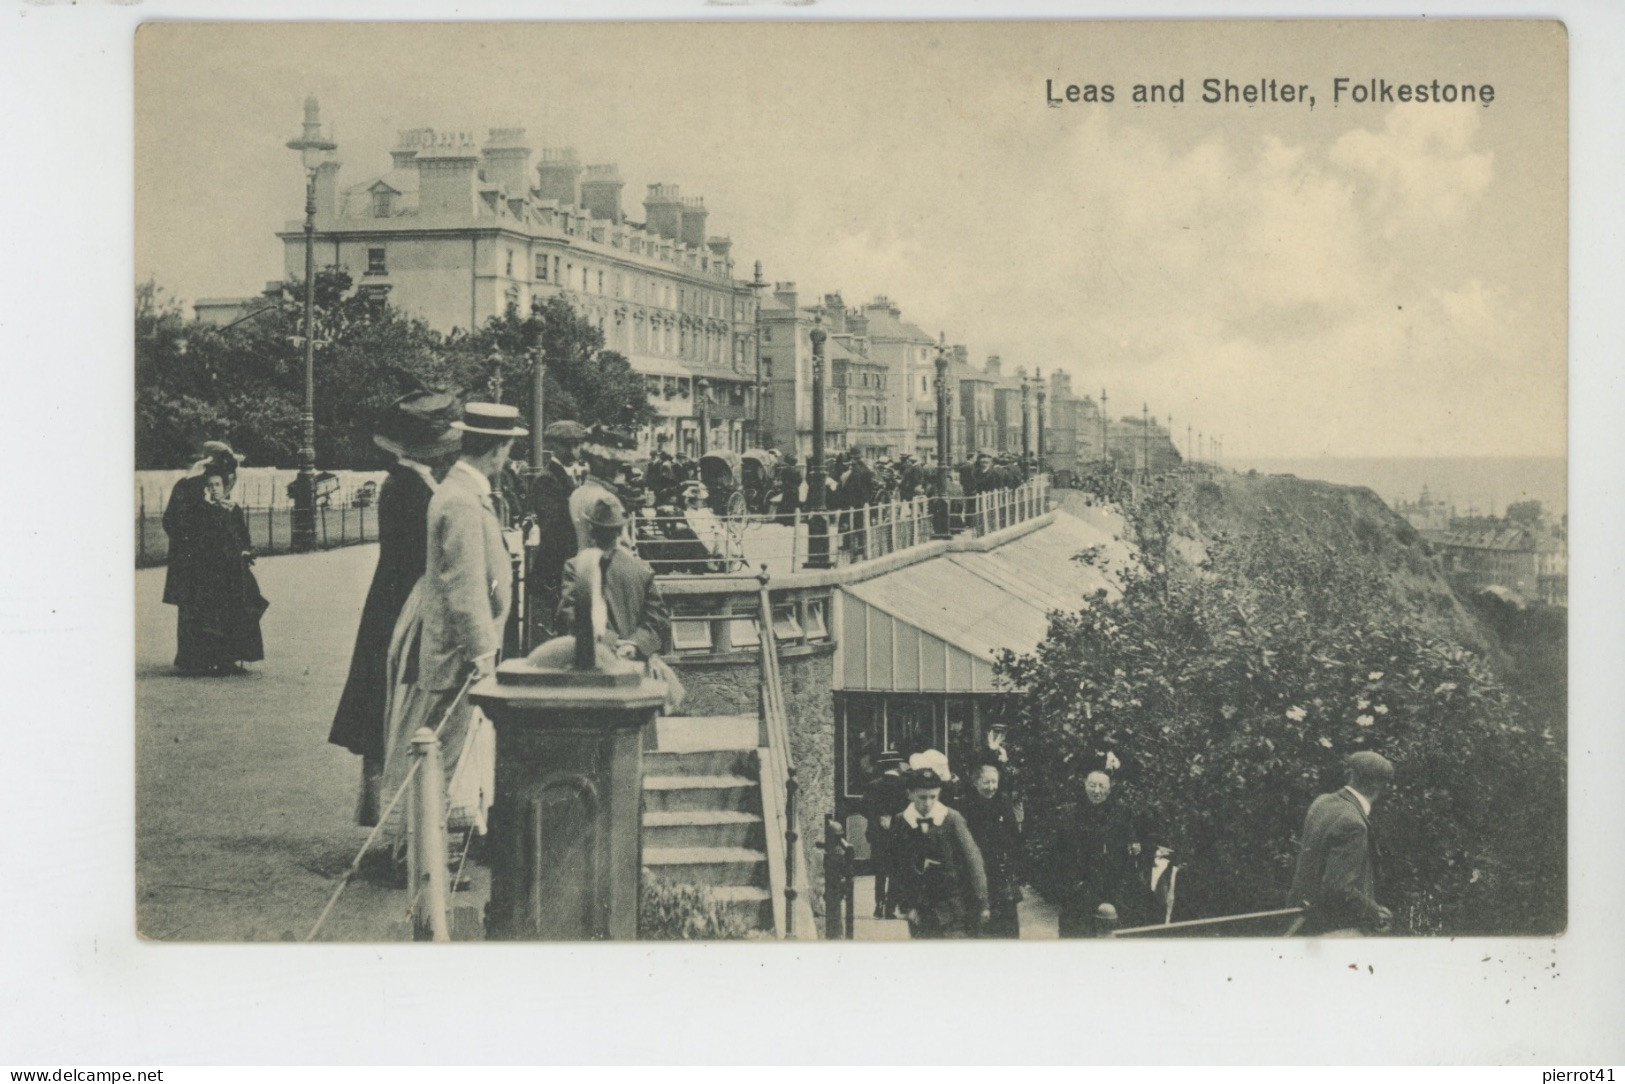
[529,345,546,470]
[1035,371,1047,472]
[696,378,710,456]
[805,316,831,569]
[286,95,335,553]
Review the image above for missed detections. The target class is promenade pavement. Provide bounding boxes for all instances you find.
[135,544,470,941]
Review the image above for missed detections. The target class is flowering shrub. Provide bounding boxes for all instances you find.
[638,873,751,940]
[999,476,1564,934]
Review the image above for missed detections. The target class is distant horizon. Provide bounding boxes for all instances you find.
[1229,452,1566,518]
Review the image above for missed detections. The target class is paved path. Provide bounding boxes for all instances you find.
[135,544,458,941]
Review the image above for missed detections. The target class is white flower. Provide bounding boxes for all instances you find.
[1469,869,1482,885]
[1356,714,1375,728]
[1221,704,1238,720]
[1104,751,1122,771]
[1319,737,1334,749]
[1434,682,1458,695]
[1368,672,1384,681]
[1357,699,1370,710]
[1374,704,1389,715]
[1286,706,1307,722]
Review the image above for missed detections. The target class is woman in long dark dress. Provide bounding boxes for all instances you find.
[177,467,268,673]
[164,442,238,673]
[328,391,461,826]
[1057,770,1151,936]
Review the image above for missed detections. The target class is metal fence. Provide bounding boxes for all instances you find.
[135,498,380,567]
[632,475,1051,580]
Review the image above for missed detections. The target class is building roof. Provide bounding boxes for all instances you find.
[861,305,934,343]
[838,512,1122,693]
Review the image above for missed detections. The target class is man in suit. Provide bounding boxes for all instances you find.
[385,402,524,850]
[1288,750,1395,936]
[330,391,461,825]
[558,496,670,662]
[526,419,587,642]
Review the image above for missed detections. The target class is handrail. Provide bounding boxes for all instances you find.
[754,565,812,938]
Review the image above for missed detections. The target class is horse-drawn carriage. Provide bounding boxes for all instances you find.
[698,450,749,518]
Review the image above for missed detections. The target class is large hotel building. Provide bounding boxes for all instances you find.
[275,126,763,455]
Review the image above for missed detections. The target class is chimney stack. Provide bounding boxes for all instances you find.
[535,147,581,206]
[985,355,1002,377]
[680,196,708,248]
[413,131,481,217]
[313,157,342,217]
[822,293,847,334]
[480,128,532,196]
[773,281,798,311]
[580,163,624,223]
[644,184,684,240]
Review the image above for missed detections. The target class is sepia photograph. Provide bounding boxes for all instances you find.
[128,19,1570,948]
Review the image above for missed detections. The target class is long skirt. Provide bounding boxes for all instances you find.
[174,598,265,672]
[378,584,497,855]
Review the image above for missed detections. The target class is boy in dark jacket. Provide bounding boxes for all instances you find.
[888,768,988,938]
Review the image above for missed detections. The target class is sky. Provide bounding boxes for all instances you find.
[134,20,1566,460]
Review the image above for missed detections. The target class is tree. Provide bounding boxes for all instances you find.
[455,297,656,452]
[1505,500,1544,527]
[998,476,1564,934]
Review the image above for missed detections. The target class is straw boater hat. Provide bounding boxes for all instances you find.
[373,390,463,460]
[451,401,528,438]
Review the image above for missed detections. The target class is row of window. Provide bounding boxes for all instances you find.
[852,405,889,428]
[520,248,747,320]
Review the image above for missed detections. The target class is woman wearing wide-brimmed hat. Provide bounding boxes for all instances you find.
[328,390,462,826]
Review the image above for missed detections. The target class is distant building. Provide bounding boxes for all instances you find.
[1428,524,1568,606]
[273,125,762,455]
[1396,487,1457,532]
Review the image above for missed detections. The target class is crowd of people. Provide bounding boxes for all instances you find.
[312,392,673,878]
[860,733,1156,940]
[162,397,1391,936]
[862,735,1397,939]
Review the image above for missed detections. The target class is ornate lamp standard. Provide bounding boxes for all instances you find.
[286,96,335,553]
[1020,377,1033,460]
[1036,371,1047,473]
[529,345,546,470]
[696,378,711,456]
[804,316,832,569]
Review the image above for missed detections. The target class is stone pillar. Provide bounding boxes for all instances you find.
[471,589,667,941]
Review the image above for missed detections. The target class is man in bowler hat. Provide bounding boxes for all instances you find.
[526,419,588,641]
[1288,750,1395,935]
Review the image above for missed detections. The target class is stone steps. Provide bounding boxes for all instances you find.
[640,714,777,935]
[643,808,765,850]
[644,845,770,888]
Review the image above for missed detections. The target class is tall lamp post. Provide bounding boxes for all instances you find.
[696,378,710,456]
[748,261,768,448]
[1035,370,1047,473]
[1099,387,1110,467]
[932,346,952,539]
[529,345,546,470]
[805,316,832,569]
[286,96,335,554]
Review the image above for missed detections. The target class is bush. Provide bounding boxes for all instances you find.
[638,872,751,941]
